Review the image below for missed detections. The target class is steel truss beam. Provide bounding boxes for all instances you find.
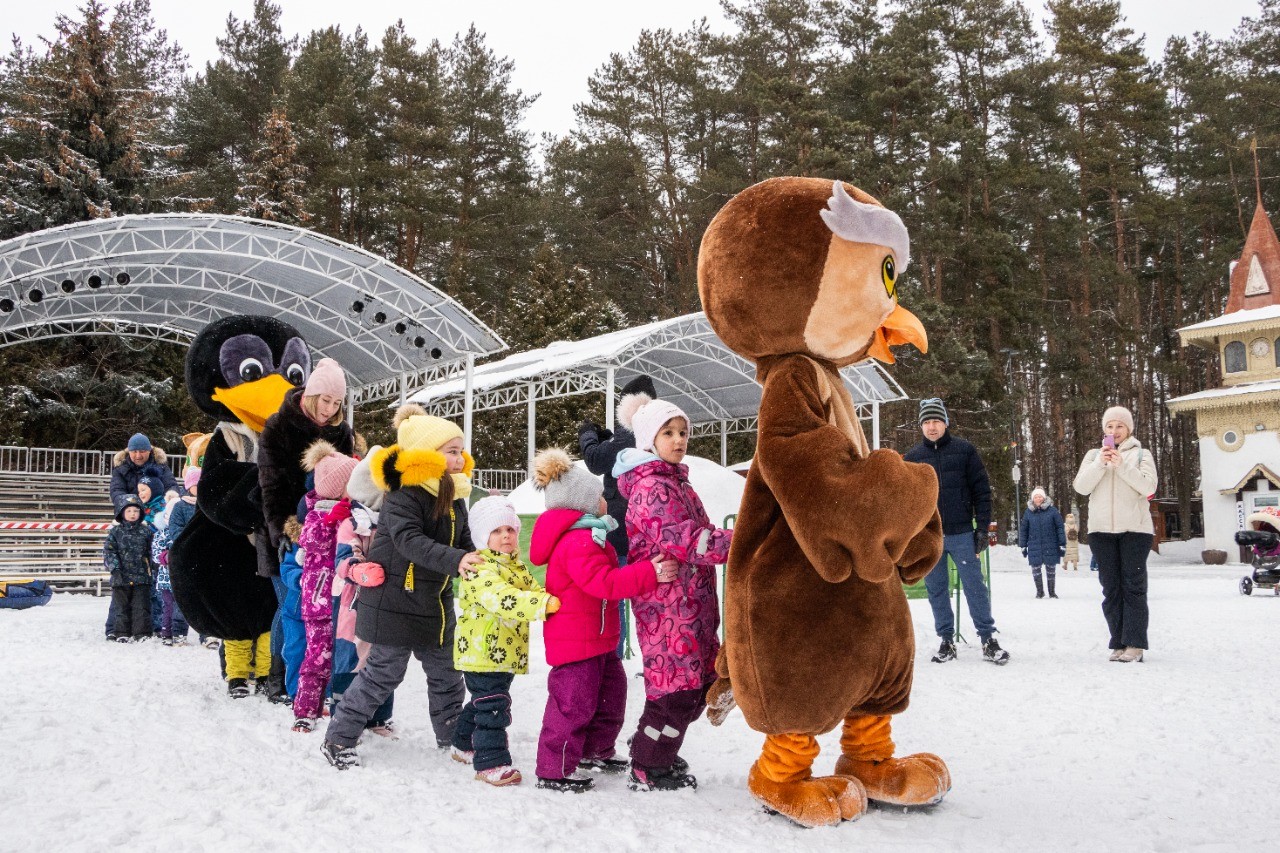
[0,215,506,402]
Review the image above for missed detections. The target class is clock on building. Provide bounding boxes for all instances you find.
[1250,338,1271,358]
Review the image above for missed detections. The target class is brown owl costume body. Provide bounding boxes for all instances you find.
[699,177,949,827]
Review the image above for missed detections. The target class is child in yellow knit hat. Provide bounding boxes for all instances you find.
[320,404,482,770]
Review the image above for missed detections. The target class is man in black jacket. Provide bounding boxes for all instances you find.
[903,398,1009,665]
[578,373,657,658]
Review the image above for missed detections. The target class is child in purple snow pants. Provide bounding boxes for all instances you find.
[526,448,674,792]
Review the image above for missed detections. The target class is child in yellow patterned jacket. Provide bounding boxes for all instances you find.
[450,495,560,786]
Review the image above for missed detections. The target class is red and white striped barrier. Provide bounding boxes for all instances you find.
[0,521,112,531]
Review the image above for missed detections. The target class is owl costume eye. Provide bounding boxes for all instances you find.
[882,256,897,299]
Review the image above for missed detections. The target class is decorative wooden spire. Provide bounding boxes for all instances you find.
[1226,145,1280,313]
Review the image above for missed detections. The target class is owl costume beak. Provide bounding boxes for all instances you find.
[865,304,928,364]
[211,374,295,432]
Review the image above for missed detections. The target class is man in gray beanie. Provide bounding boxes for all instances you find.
[903,398,1008,665]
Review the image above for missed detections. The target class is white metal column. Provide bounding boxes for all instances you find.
[526,382,536,476]
[720,420,728,466]
[345,388,355,428]
[871,401,880,449]
[462,354,476,449]
[398,373,407,405]
[605,364,616,427]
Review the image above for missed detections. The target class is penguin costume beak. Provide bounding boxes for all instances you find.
[211,374,295,432]
[865,304,928,365]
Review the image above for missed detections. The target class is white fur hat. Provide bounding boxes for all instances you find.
[346,446,385,511]
[469,496,521,551]
[624,393,690,454]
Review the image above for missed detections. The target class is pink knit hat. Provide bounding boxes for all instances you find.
[303,440,358,499]
[304,357,346,399]
[183,467,202,490]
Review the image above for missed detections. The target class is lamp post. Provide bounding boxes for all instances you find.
[1011,454,1022,533]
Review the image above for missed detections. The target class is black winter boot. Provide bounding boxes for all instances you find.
[628,765,698,792]
[265,654,290,704]
[1033,567,1044,599]
[227,678,250,699]
[1047,568,1058,598]
[536,774,594,793]
[931,640,957,663]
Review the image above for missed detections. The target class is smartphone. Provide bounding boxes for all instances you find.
[1102,435,1115,450]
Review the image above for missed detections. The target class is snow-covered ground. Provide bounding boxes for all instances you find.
[6,543,1278,852]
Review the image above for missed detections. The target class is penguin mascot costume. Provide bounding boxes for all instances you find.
[169,315,312,693]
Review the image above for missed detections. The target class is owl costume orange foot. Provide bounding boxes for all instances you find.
[699,177,949,828]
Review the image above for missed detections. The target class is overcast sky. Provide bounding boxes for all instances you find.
[4,0,1267,142]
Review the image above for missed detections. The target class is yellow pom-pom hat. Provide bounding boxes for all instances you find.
[369,404,473,496]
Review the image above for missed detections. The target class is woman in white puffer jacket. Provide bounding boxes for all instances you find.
[1073,405,1158,664]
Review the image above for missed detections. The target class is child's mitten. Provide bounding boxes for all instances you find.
[349,562,384,587]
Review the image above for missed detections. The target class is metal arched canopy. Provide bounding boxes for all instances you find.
[0,214,506,404]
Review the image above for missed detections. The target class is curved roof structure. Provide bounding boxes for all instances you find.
[409,312,907,439]
[0,214,506,403]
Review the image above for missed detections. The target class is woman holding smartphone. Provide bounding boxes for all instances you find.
[1073,406,1159,662]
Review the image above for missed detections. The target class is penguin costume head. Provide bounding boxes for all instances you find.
[186,315,311,432]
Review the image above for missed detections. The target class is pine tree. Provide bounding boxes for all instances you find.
[286,25,380,247]
[0,0,181,237]
[171,0,295,211]
[235,106,310,223]
[436,25,539,318]
[371,22,451,272]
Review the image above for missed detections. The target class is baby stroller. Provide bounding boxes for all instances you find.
[1235,507,1280,596]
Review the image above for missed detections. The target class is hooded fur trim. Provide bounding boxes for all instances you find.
[113,447,168,467]
[532,448,573,490]
[393,403,428,429]
[302,439,338,472]
[370,444,448,492]
[617,393,651,430]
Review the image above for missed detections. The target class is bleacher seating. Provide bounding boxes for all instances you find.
[0,471,122,595]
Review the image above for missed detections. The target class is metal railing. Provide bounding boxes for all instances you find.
[473,469,527,494]
[0,445,183,477]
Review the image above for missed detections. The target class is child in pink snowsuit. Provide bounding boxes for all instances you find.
[613,394,732,791]
[292,440,359,732]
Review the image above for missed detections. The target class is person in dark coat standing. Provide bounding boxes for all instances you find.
[578,374,657,658]
[1018,487,1066,599]
[104,495,157,641]
[903,398,1008,665]
[320,405,479,770]
[109,433,181,511]
[257,357,355,703]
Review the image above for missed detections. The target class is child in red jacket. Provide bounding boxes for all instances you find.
[529,449,676,793]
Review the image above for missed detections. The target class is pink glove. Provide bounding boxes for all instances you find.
[348,562,384,587]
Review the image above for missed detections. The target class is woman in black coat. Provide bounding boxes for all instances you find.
[258,357,355,576]
[257,357,353,702]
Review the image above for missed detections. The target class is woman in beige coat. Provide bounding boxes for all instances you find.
[1063,513,1080,570]
[1073,406,1158,663]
